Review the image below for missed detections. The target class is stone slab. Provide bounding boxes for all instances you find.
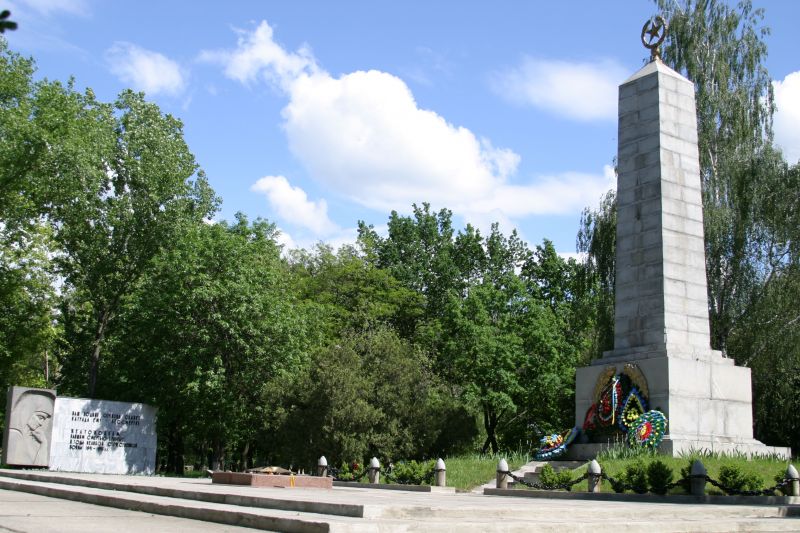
[1,386,56,467]
[49,397,157,475]
[212,471,333,489]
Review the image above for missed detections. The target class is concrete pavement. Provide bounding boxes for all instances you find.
[0,488,260,532]
[0,469,798,532]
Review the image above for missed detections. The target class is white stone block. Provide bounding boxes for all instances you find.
[49,397,157,475]
[2,387,56,467]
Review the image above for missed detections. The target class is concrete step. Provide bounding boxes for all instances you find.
[1,469,798,532]
[0,476,371,532]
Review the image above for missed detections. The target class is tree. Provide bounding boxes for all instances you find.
[44,89,215,397]
[107,215,315,471]
[657,0,776,354]
[287,243,424,339]
[275,327,475,465]
[0,41,61,425]
[358,203,461,326]
[575,190,617,357]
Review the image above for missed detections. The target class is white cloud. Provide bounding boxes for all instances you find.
[773,71,800,164]
[251,175,339,236]
[282,69,520,211]
[197,22,316,88]
[490,57,627,121]
[203,21,614,228]
[17,0,88,16]
[106,42,186,96]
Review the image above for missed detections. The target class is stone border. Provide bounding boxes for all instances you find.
[333,481,455,493]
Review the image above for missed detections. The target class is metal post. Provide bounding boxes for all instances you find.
[690,460,707,497]
[587,459,602,493]
[434,458,446,487]
[317,456,328,477]
[496,458,509,489]
[368,457,380,484]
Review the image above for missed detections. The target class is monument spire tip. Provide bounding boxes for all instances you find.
[641,16,668,62]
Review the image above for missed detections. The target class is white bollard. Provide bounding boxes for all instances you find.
[587,459,602,493]
[317,456,328,477]
[787,464,799,497]
[434,458,446,487]
[496,458,509,489]
[368,457,381,484]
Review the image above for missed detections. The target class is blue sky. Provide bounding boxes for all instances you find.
[5,0,800,255]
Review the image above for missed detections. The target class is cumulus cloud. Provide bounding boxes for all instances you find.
[106,42,186,96]
[202,20,613,227]
[251,175,339,236]
[773,71,800,164]
[197,22,316,88]
[490,57,627,121]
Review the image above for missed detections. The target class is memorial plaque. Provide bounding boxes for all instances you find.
[49,397,157,474]
[2,387,57,467]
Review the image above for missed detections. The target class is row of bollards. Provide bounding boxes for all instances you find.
[316,456,448,487]
[496,458,800,496]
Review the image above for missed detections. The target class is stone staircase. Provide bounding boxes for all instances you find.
[472,460,586,492]
[1,468,798,532]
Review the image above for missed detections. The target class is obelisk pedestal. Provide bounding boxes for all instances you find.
[570,59,790,458]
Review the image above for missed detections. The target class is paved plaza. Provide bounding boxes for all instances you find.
[1,469,798,532]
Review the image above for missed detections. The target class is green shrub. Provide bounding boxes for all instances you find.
[539,464,574,488]
[678,462,692,494]
[390,460,435,485]
[623,460,648,494]
[718,465,763,493]
[646,459,674,495]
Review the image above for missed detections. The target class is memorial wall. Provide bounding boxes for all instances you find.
[2,387,157,474]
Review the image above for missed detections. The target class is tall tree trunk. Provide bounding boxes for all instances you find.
[241,441,251,472]
[165,423,185,475]
[211,438,225,471]
[480,407,500,454]
[88,306,111,397]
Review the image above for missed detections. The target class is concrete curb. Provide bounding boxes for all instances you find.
[0,469,366,518]
[333,481,455,493]
[484,487,800,508]
[0,477,340,532]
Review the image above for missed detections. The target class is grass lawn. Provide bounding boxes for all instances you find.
[443,452,530,491]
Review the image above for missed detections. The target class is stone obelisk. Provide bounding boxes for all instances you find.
[572,19,789,458]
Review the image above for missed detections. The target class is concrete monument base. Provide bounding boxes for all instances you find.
[570,352,791,459]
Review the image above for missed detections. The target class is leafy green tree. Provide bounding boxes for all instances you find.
[288,243,424,339]
[275,327,474,466]
[575,190,617,357]
[0,41,61,424]
[109,215,315,471]
[0,39,215,397]
[657,0,776,354]
[358,203,461,325]
[48,89,214,397]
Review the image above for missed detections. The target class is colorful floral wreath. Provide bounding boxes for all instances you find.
[619,387,647,432]
[579,364,669,450]
[628,410,668,448]
[534,427,580,460]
